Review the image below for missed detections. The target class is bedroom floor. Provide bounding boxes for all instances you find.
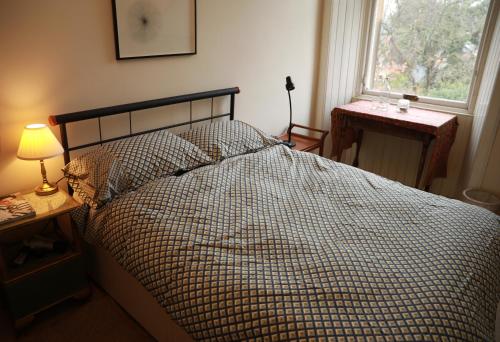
[0,283,153,342]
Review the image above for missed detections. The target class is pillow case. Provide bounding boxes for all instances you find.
[64,129,212,208]
[64,149,130,209]
[178,120,278,161]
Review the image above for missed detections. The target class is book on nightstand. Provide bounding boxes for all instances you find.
[0,194,36,225]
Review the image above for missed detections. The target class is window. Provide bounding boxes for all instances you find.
[363,0,493,109]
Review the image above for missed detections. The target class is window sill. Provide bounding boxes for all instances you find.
[354,94,473,117]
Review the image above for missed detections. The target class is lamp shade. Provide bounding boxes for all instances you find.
[17,124,64,160]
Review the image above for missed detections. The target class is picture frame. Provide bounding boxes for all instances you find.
[112,0,197,60]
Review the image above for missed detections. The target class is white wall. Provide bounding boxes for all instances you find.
[0,0,323,195]
[459,5,500,194]
[316,0,369,134]
[482,123,500,197]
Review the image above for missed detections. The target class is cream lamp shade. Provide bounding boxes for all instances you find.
[17,124,64,160]
[17,124,64,196]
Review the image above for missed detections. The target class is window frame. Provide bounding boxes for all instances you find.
[359,0,497,113]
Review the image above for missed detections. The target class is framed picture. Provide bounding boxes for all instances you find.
[112,0,197,60]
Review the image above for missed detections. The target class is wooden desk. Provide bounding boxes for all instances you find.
[331,100,458,190]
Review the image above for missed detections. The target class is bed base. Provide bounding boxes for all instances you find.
[86,239,500,341]
[84,241,193,341]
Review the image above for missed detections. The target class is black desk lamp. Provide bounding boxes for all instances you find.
[282,76,296,148]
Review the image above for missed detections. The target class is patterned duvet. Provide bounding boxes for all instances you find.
[84,144,499,341]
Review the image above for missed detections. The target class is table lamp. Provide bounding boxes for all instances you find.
[282,76,296,148]
[17,124,64,196]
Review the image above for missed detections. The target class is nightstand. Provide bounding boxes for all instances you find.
[279,123,329,156]
[0,190,90,329]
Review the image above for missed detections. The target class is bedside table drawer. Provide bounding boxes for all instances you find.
[3,254,87,320]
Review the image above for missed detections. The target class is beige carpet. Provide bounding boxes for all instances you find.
[0,284,153,342]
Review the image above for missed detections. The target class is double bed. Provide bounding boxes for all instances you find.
[49,88,499,341]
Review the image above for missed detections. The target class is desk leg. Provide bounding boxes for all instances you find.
[415,136,432,189]
[334,129,343,162]
[335,126,345,162]
[336,146,343,162]
[353,129,364,167]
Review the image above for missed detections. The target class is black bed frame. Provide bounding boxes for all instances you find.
[49,87,240,165]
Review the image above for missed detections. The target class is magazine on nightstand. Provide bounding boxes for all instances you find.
[0,193,36,225]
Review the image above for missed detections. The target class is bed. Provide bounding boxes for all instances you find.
[49,88,499,341]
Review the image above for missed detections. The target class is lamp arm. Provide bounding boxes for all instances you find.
[287,90,293,143]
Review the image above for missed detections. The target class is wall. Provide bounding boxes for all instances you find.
[459,4,500,194]
[316,0,369,132]
[0,0,323,195]
[482,124,500,197]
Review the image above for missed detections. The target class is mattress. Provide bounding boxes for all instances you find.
[81,144,500,341]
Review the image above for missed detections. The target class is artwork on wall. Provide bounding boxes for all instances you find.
[112,0,197,60]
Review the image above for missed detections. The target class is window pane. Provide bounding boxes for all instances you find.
[371,0,491,102]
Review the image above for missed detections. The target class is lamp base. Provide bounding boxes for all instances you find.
[35,182,59,196]
[281,140,296,148]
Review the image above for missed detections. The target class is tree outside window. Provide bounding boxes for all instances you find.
[369,0,491,103]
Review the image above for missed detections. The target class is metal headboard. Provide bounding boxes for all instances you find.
[49,87,240,165]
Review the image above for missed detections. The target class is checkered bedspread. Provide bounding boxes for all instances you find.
[85,144,500,341]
